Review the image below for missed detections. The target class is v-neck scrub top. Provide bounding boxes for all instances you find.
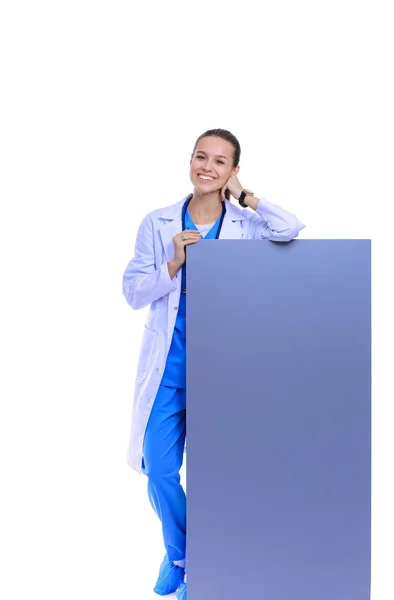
[160,202,224,388]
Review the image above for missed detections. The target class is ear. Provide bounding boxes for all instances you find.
[234,165,240,176]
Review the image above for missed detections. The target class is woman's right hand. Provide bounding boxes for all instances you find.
[172,230,202,267]
[167,230,202,279]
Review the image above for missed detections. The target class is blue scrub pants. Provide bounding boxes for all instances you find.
[141,384,187,563]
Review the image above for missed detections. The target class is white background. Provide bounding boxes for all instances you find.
[1,1,393,598]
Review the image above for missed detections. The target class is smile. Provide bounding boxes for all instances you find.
[198,174,215,181]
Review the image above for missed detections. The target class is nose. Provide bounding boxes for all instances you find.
[202,160,214,172]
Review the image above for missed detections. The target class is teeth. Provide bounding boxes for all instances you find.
[199,175,214,180]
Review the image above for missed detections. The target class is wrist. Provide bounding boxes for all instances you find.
[173,257,184,268]
[167,258,183,279]
[243,194,259,210]
[238,188,259,210]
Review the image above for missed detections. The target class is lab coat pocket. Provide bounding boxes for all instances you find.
[137,325,158,382]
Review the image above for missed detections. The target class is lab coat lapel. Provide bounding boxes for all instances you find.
[158,196,189,262]
[158,196,244,259]
[219,201,244,239]
[159,217,183,262]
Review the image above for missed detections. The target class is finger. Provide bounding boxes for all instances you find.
[179,234,200,241]
[181,232,201,238]
[181,236,201,243]
[181,232,202,240]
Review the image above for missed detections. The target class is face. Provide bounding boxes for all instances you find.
[189,136,239,194]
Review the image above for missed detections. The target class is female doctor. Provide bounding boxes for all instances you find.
[122,128,305,599]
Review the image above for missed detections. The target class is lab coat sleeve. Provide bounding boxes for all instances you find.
[122,214,177,310]
[245,197,306,242]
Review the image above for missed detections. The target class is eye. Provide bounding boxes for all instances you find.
[195,155,224,164]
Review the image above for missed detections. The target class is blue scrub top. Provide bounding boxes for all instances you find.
[160,201,225,388]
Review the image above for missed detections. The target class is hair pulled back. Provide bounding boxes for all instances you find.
[192,129,241,200]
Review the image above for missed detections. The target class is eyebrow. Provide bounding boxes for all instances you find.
[195,150,228,160]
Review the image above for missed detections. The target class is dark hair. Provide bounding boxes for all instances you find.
[192,129,241,200]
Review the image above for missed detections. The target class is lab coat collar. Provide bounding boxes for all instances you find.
[157,193,246,222]
[158,193,245,262]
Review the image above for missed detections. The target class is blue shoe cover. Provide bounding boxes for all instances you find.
[176,579,187,600]
[154,554,185,596]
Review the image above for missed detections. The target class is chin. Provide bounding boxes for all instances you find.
[193,179,221,194]
[195,186,220,196]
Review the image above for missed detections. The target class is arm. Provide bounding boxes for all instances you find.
[243,194,306,242]
[223,174,306,242]
[122,214,178,310]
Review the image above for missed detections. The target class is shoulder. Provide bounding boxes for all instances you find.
[141,195,190,224]
[225,199,253,222]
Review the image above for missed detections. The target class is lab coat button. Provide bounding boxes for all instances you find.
[174,306,178,310]
[156,368,159,371]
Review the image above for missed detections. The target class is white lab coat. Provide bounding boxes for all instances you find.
[122,193,305,473]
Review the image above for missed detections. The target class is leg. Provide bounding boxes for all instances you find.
[142,384,186,562]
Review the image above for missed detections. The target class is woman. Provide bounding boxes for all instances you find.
[122,128,305,599]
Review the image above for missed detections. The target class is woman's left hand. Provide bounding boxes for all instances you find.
[220,174,244,201]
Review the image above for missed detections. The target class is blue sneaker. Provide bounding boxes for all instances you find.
[153,555,185,596]
[176,579,187,600]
